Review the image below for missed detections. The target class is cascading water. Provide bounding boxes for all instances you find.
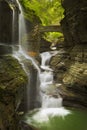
[12,8,15,45]
[40,51,63,108]
[13,0,41,111]
[1,1,87,130]
[12,0,70,128]
[16,0,26,46]
[23,51,71,127]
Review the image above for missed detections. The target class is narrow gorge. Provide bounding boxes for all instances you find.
[0,0,87,130]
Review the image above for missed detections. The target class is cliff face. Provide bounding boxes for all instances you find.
[0,0,19,45]
[0,55,28,130]
[50,0,87,108]
[61,0,87,47]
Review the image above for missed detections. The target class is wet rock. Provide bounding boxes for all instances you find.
[18,58,41,112]
[0,44,12,55]
[63,63,87,86]
[50,51,70,82]
[0,0,19,45]
[58,84,87,109]
[0,55,28,130]
[61,0,87,47]
[40,38,51,52]
[50,0,87,108]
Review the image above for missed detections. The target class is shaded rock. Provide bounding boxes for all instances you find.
[61,0,87,47]
[0,44,12,55]
[50,51,70,82]
[50,0,87,109]
[63,63,87,86]
[40,38,51,53]
[58,84,87,109]
[51,49,87,108]
[0,55,28,130]
[0,0,19,45]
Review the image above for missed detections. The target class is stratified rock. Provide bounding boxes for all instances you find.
[63,63,87,86]
[50,51,70,82]
[0,55,28,130]
[60,0,87,108]
[61,0,87,47]
[59,62,87,108]
[50,0,87,108]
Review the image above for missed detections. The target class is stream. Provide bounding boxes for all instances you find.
[40,51,62,108]
[21,51,87,130]
[13,1,87,130]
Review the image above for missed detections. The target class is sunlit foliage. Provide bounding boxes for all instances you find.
[19,0,64,26]
[19,0,64,42]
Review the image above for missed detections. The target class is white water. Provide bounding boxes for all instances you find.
[13,0,41,110]
[16,0,27,51]
[13,0,70,124]
[24,51,70,124]
[12,9,15,44]
[13,46,40,73]
[26,108,70,124]
[40,51,63,108]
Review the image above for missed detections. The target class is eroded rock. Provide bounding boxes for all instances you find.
[0,55,28,130]
[50,0,87,108]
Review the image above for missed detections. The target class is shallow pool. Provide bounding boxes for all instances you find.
[23,107,87,130]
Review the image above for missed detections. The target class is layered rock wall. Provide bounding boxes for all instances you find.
[51,0,87,108]
[0,0,19,44]
[61,0,87,108]
[61,0,87,47]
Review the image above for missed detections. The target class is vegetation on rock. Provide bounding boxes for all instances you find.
[0,55,28,130]
[19,0,64,26]
[19,0,64,43]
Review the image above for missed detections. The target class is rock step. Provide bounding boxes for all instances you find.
[63,63,87,86]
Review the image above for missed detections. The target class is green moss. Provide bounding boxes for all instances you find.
[0,55,28,92]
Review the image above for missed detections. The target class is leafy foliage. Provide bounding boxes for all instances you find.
[44,32,64,42]
[19,0,64,26]
[19,0,64,42]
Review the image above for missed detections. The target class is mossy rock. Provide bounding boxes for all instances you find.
[0,55,28,130]
[0,55,27,91]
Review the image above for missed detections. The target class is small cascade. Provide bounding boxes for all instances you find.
[12,8,15,45]
[12,7,17,52]
[12,1,70,128]
[13,46,41,111]
[11,1,19,52]
[16,0,27,52]
[23,51,70,127]
[40,51,63,108]
[13,0,41,111]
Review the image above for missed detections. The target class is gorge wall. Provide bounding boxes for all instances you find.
[50,0,87,109]
[0,1,28,129]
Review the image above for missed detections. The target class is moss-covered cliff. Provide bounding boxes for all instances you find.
[0,55,28,130]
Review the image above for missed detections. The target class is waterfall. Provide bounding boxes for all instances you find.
[16,0,27,52]
[13,0,64,111]
[23,51,70,125]
[13,0,41,111]
[12,8,15,44]
[40,51,62,108]
[12,2,19,52]
[12,1,70,127]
